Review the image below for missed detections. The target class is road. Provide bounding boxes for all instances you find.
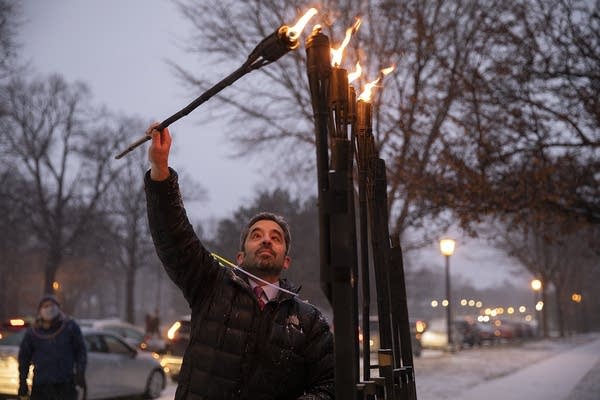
[157,333,600,399]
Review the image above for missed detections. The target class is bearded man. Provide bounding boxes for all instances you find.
[144,123,334,400]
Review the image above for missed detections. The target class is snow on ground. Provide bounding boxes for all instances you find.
[415,333,600,400]
[157,333,600,400]
[459,338,600,400]
[159,384,177,399]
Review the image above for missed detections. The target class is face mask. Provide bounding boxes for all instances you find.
[40,304,59,321]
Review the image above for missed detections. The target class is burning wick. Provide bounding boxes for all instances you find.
[287,8,318,41]
[253,7,319,61]
[331,18,361,67]
[357,65,395,102]
[348,62,362,83]
[114,8,318,159]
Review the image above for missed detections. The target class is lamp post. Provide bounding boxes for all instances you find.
[440,238,456,349]
[571,293,583,333]
[531,278,542,337]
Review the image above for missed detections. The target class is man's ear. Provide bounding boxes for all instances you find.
[236,251,245,265]
[282,255,291,270]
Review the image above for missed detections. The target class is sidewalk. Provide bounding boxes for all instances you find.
[460,337,600,400]
[565,356,600,400]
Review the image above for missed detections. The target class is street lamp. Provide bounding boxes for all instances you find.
[440,238,455,349]
[531,278,542,337]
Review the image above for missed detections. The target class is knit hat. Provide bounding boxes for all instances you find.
[38,294,61,310]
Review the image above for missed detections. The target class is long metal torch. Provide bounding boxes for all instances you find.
[356,98,373,382]
[305,26,332,303]
[307,25,359,400]
[115,8,317,159]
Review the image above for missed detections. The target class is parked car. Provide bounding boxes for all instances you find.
[491,319,516,340]
[78,318,165,353]
[0,329,33,398]
[358,316,425,357]
[160,315,191,380]
[0,317,33,341]
[475,321,498,345]
[454,318,481,347]
[420,318,464,351]
[0,328,165,399]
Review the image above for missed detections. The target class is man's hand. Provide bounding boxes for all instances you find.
[147,123,172,181]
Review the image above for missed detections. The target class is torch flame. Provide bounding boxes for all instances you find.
[330,18,361,67]
[357,77,380,102]
[348,62,362,83]
[357,65,395,102]
[287,8,318,41]
[381,65,395,75]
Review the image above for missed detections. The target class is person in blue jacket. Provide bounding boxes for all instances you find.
[18,294,87,400]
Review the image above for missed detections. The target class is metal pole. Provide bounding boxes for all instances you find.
[115,24,305,159]
[445,255,453,348]
[533,291,540,337]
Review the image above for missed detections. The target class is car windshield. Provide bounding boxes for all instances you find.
[0,329,25,346]
[104,325,144,341]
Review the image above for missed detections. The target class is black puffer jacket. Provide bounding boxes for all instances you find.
[145,169,334,400]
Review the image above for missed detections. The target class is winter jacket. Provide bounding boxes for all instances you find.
[145,169,334,400]
[18,314,87,391]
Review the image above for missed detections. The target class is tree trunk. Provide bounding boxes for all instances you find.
[541,286,549,338]
[43,247,62,295]
[125,263,136,324]
[554,282,566,337]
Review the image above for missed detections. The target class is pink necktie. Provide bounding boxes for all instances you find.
[253,286,266,310]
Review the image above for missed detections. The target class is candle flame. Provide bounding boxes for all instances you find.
[357,65,395,102]
[348,62,362,83]
[330,17,361,67]
[381,65,395,75]
[287,8,318,41]
[358,77,380,102]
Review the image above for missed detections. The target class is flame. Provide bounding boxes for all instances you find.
[287,8,318,41]
[381,65,395,75]
[357,65,395,102]
[348,62,362,83]
[331,18,361,67]
[357,77,380,102]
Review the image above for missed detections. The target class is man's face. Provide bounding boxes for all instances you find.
[237,219,291,281]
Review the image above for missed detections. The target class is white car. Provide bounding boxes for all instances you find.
[78,318,165,353]
[419,318,464,352]
[0,328,165,399]
[160,315,191,381]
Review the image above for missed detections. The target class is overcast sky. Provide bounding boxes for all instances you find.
[19,0,262,221]
[18,1,532,291]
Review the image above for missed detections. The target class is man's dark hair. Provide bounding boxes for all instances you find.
[240,212,292,255]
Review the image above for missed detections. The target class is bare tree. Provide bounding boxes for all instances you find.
[0,74,127,294]
[174,0,599,246]
[440,0,600,226]
[97,118,208,323]
[496,214,600,337]
[100,122,162,323]
[0,0,21,80]
[0,170,34,319]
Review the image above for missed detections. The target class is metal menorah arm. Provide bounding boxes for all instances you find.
[114,62,249,159]
[115,25,298,160]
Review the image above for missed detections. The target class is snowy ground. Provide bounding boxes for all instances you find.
[157,332,600,400]
[415,333,600,400]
